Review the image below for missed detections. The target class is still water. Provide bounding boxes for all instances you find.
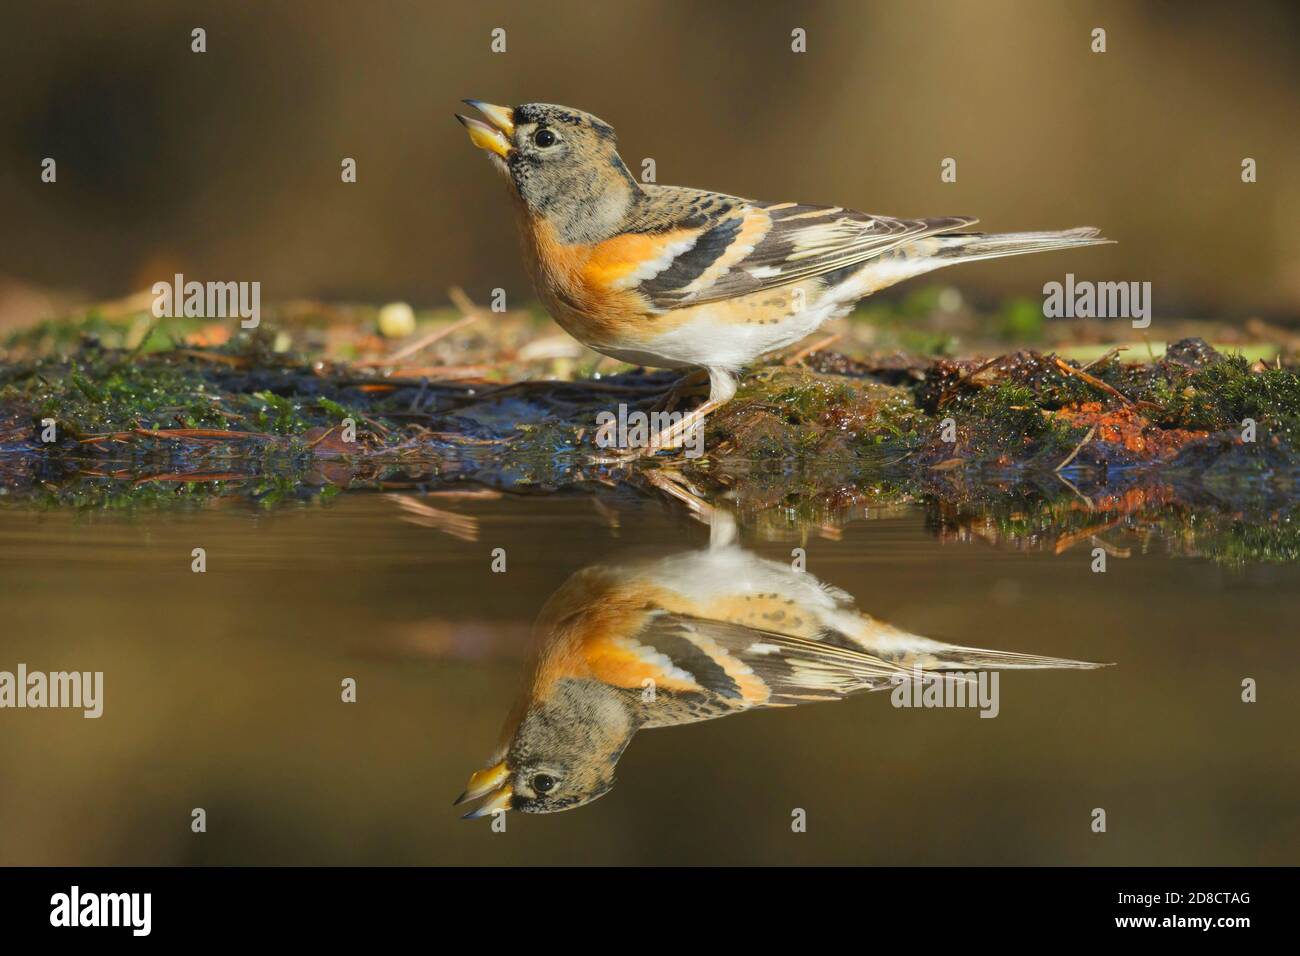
[0,488,1295,865]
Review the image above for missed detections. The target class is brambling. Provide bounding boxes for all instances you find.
[455,520,1105,817]
[456,100,1111,455]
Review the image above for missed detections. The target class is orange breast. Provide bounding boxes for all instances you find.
[520,219,698,348]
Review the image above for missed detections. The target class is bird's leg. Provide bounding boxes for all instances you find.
[639,468,717,523]
[591,367,736,462]
[641,397,722,455]
[640,367,736,459]
[652,368,710,414]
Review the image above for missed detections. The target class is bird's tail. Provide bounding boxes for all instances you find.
[926,226,1113,266]
[849,226,1113,294]
[830,613,1111,673]
[902,642,1110,673]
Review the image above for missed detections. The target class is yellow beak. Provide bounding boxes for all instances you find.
[455,759,515,819]
[461,784,513,820]
[454,761,509,805]
[456,100,514,160]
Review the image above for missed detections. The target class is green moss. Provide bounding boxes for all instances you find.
[712,367,922,459]
[1153,358,1300,439]
[506,420,583,461]
[1204,520,1300,565]
[0,471,344,513]
[3,356,233,436]
[745,371,856,422]
[0,342,419,451]
[959,382,1050,439]
[250,391,309,434]
[2,332,1299,559]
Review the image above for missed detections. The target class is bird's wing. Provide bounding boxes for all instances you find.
[586,610,911,708]
[621,185,977,310]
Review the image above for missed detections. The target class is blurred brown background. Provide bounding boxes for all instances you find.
[1,0,1297,324]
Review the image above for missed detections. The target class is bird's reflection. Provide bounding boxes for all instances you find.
[456,513,1104,817]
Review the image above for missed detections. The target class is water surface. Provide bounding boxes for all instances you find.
[0,490,1295,864]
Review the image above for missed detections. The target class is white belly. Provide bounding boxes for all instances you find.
[610,296,850,371]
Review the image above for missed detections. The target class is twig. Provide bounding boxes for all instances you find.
[1053,518,1123,554]
[370,313,480,366]
[1080,346,1127,371]
[446,286,483,317]
[132,472,250,486]
[123,428,280,442]
[358,414,391,437]
[354,286,487,368]
[784,333,842,366]
[124,315,162,361]
[408,377,430,412]
[1090,535,1132,558]
[385,363,496,379]
[416,432,501,445]
[168,349,252,367]
[936,355,1004,408]
[929,457,967,472]
[876,449,916,467]
[418,489,503,500]
[306,425,339,449]
[1054,470,1094,511]
[1055,424,1097,472]
[1052,356,1135,406]
[387,494,480,542]
[451,378,668,404]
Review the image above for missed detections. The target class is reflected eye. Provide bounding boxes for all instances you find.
[532,128,557,148]
[531,773,557,794]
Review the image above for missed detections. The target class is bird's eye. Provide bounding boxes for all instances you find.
[532,128,557,148]
[531,773,557,794]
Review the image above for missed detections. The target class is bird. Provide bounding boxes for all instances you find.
[456,99,1111,457]
[455,512,1107,817]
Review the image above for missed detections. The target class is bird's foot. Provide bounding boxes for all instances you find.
[652,369,710,414]
[589,443,659,465]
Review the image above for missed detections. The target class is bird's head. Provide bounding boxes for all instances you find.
[455,677,637,818]
[456,100,640,242]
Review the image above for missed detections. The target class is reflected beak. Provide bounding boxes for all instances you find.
[454,761,509,806]
[461,783,514,820]
[456,99,514,160]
